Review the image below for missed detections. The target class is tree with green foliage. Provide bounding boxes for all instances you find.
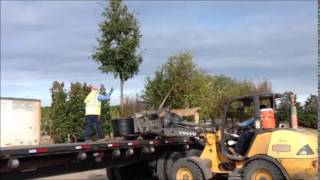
[299,94,317,128]
[99,84,112,138]
[41,106,51,134]
[65,82,91,141]
[50,81,68,143]
[92,0,142,115]
[143,52,273,120]
[276,91,294,123]
[275,92,317,128]
[144,52,196,109]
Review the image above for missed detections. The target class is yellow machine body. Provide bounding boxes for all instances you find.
[200,130,231,173]
[175,94,317,180]
[200,129,317,179]
[247,129,317,179]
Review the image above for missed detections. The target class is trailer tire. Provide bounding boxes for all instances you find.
[106,168,112,179]
[157,153,168,180]
[106,167,126,180]
[166,151,184,180]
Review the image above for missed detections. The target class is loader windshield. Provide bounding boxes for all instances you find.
[225,100,254,133]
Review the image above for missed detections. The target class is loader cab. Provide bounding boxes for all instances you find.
[221,94,282,160]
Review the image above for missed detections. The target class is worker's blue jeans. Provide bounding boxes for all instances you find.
[85,115,104,140]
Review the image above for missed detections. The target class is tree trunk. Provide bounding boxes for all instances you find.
[158,86,174,110]
[120,79,124,116]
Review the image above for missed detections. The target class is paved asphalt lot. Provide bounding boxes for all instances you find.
[35,169,108,180]
[34,168,229,180]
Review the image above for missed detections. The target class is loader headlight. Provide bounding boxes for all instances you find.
[296,144,314,155]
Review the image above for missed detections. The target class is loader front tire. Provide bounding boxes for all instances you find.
[172,158,205,180]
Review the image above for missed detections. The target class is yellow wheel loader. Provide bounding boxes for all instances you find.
[172,94,317,180]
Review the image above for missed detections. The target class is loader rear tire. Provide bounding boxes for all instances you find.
[243,159,285,180]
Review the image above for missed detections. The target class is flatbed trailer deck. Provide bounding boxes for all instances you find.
[0,136,201,179]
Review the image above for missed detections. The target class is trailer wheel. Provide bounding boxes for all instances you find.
[243,160,285,180]
[106,168,111,179]
[157,153,168,180]
[106,167,126,180]
[172,158,205,180]
[107,160,155,180]
[166,151,184,179]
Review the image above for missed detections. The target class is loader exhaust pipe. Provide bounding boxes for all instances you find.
[290,94,298,129]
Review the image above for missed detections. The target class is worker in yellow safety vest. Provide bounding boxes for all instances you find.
[84,86,113,141]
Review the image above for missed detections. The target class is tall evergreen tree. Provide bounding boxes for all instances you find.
[66,83,90,141]
[50,81,68,143]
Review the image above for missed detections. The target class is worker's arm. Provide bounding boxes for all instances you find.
[238,118,255,128]
[97,88,114,101]
[98,94,110,101]
[108,87,114,97]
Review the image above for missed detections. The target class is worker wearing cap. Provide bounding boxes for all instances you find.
[84,86,113,141]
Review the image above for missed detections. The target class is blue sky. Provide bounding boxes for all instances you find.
[1,1,317,106]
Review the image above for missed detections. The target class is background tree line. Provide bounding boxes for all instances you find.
[143,52,272,120]
[277,92,317,128]
[41,52,318,144]
[142,52,317,127]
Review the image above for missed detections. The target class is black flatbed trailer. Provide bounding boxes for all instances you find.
[0,110,209,179]
[0,136,202,179]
